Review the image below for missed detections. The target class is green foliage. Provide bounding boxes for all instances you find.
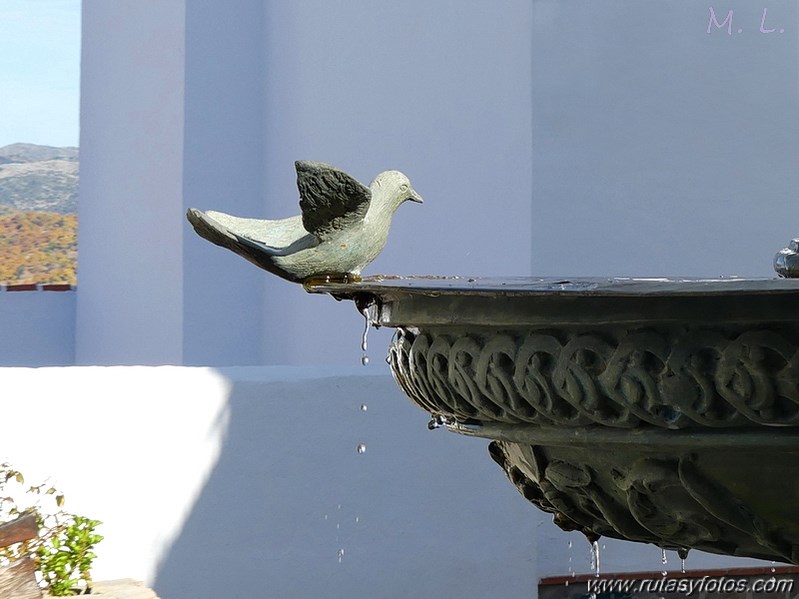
[0,463,103,596]
[38,515,104,596]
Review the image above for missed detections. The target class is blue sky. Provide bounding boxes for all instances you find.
[0,0,81,148]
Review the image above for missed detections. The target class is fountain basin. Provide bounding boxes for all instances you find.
[310,276,799,563]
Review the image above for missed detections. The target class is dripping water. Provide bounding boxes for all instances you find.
[661,548,668,576]
[678,547,689,573]
[360,306,370,365]
[590,540,601,578]
[565,539,574,587]
[358,302,378,366]
[356,443,367,454]
[337,548,345,563]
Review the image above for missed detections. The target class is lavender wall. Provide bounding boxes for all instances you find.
[0,289,75,365]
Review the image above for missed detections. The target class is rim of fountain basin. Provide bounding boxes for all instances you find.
[307,275,799,328]
[307,275,799,434]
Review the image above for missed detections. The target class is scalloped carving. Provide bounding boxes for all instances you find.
[388,326,799,429]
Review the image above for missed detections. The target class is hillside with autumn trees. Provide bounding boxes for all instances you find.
[0,144,78,285]
[0,211,77,284]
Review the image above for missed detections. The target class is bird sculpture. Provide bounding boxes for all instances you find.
[187,160,423,283]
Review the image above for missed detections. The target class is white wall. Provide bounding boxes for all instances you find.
[258,1,534,365]
[77,0,186,365]
[531,0,799,278]
[1,366,538,599]
[0,290,75,365]
[181,0,268,366]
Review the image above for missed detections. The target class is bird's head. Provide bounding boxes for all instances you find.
[371,170,423,210]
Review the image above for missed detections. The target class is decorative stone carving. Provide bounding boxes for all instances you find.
[389,326,799,429]
[488,440,799,563]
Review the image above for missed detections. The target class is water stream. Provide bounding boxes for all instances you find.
[360,306,370,365]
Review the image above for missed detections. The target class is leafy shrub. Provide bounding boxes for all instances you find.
[0,463,103,596]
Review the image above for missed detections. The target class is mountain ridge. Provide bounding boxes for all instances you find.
[0,144,78,284]
[0,143,78,214]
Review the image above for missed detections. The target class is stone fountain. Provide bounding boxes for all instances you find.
[188,162,799,565]
[310,274,799,564]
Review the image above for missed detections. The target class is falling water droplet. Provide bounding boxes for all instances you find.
[359,305,371,366]
[771,560,776,573]
[590,540,601,577]
[336,523,340,530]
[567,538,574,579]
[323,514,328,521]
[355,516,360,523]
[678,547,689,574]
[360,404,368,412]
[357,443,367,454]
[337,548,345,563]
[661,548,668,577]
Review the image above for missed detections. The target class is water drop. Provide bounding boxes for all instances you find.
[359,305,371,366]
[324,514,328,520]
[357,443,367,454]
[567,538,574,578]
[661,547,668,577]
[337,548,345,563]
[590,540,601,577]
[355,516,360,523]
[336,523,340,530]
[678,547,689,573]
[771,560,776,573]
[360,404,368,412]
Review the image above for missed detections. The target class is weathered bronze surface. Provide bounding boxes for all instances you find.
[775,238,799,278]
[310,276,799,563]
[187,161,422,283]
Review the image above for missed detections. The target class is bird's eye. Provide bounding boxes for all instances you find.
[400,183,409,192]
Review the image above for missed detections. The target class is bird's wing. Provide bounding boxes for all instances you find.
[296,160,371,239]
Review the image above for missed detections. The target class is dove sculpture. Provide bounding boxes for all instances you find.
[187,160,423,283]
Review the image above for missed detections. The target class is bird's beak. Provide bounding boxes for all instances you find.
[409,189,424,204]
